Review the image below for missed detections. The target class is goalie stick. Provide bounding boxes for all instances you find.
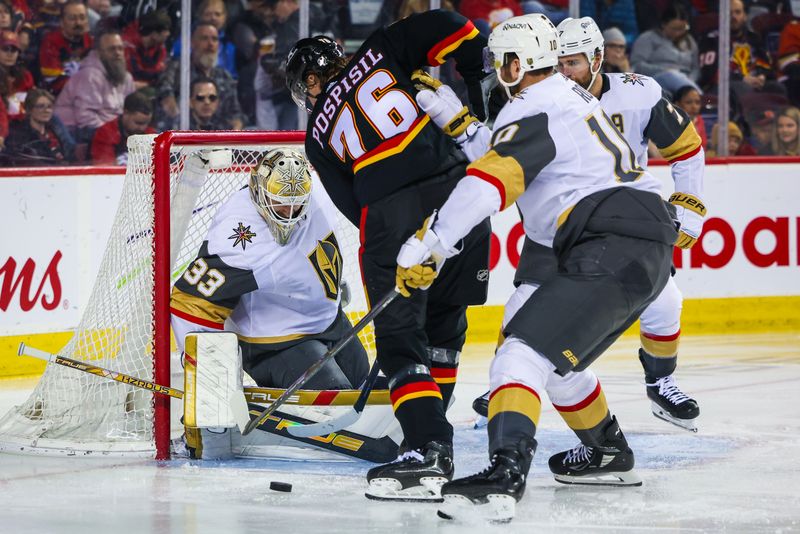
[17,344,398,461]
[243,288,401,435]
[248,403,398,463]
[287,357,382,437]
[18,343,392,405]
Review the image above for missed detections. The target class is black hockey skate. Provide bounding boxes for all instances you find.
[472,390,489,429]
[646,374,700,432]
[437,438,536,523]
[548,416,642,487]
[365,441,453,502]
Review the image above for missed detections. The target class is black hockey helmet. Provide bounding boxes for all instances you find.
[285,35,346,112]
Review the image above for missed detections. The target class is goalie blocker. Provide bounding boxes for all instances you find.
[180,332,402,461]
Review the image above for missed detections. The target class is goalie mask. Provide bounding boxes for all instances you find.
[249,148,312,246]
[485,14,559,99]
[285,35,347,113]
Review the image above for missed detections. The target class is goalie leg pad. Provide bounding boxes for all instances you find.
[184,332,245,429]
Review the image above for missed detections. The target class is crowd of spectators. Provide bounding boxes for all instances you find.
[0,0,797,166]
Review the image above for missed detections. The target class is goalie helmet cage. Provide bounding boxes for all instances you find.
[0,131,374,460]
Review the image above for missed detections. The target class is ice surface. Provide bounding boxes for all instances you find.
[1,333,798,533]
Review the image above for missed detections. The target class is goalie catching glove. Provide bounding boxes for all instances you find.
[396,212,455,297]
[411,69,479,140]
[669,192,706,249]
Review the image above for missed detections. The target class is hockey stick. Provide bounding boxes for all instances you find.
[287,357,382,437]
[19,343,186,398]
[18,343,392,406]
[249,403,398,463]
[245,387,389,406]
[242,288,401,435]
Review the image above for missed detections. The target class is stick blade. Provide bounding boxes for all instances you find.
[286,408,360,438]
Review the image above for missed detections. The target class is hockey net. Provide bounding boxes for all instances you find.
[0,131,374,458]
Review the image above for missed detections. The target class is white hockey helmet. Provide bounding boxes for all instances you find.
[486,14,559,97]
[249,148,312,246]
[557,17,605,88]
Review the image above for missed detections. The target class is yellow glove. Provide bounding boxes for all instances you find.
[411,69,443,92]
[412,70,478,139]
[396,261,439,298]
[395,214,447,298]
[669,192,706,249]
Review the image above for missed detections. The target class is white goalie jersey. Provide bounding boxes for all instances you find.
[170,188,345,351]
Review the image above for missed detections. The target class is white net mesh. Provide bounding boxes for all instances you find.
[0,133,372,457]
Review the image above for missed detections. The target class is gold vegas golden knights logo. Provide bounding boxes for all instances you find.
[308,232,343,300]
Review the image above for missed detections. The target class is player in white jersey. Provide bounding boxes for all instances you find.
[171,148,369,390]
[169,149,374,460]
[472,16,704,433]
[557,16,704,430]
[395,15,678,521]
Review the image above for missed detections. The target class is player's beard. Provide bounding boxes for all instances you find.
[576,71,592,91]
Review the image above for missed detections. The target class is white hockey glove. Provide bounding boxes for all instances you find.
[396,213,451,298]
[669,192,706,249]
[411,70,479,140]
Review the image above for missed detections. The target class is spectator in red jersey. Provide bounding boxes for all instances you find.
[123,9,171,91]
[54,28,135,143]
[673,85,707,149]
[91,90,154,165]
[698,0,785,106]
[0,30,35,121]
[777,20,800,106]
[459,0,522,36]
[38,1,93,96]
[2,88,74,165]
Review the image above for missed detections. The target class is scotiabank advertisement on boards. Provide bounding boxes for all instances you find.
[1,162,799,336]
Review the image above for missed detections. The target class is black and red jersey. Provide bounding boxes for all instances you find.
[123,24,168,85]
[38,29,93,95]
[304,10,488,226]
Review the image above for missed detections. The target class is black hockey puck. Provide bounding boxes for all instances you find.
[270,481,292,492]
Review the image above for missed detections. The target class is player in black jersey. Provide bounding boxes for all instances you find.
[285,10,491,501]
